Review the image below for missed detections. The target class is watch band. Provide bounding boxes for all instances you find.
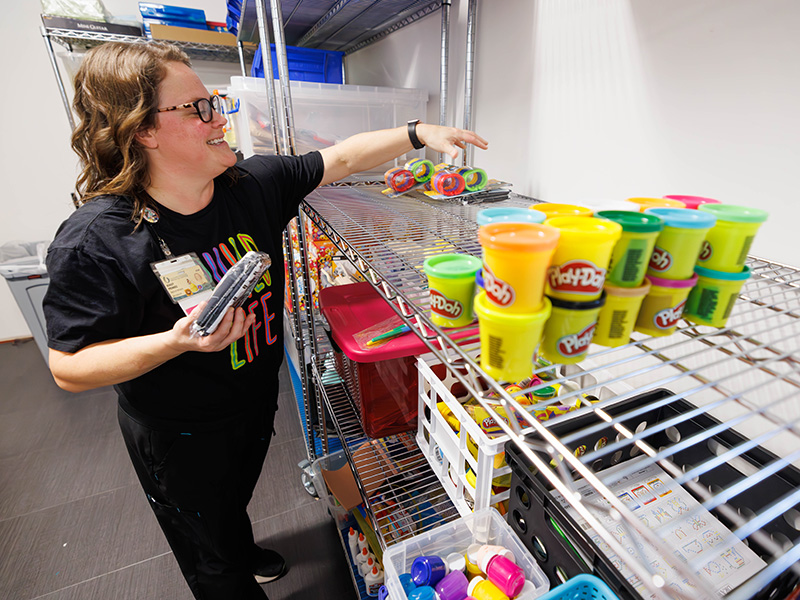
[407,119,424,150]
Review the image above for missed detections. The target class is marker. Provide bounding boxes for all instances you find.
[366,324,411,346]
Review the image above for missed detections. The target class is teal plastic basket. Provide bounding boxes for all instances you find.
[538,574,621,600]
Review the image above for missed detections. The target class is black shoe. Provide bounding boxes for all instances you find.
[253,548,287,584]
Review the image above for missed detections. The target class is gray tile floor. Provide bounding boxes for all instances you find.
[0,338,357,600]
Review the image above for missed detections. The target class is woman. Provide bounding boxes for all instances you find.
[43,42,487,600]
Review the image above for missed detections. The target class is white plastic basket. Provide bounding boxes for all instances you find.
[416,354,632,516]
[383,507,549,600]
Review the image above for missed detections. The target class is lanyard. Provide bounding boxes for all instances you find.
[145,222,175,259]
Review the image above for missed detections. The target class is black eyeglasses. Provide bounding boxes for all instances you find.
[154,95,222,123]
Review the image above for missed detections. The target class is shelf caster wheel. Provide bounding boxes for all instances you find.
[298,459,318,498]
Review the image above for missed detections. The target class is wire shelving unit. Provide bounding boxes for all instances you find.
[299,183,800,600]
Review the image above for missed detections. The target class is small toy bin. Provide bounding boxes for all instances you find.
[537,574,620,600]
[309,450,350,527]
[383,507,549,600]
[320,282,477,439]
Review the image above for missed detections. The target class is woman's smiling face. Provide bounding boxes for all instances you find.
[145,61,236,179]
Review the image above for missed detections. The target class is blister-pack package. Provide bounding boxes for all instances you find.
[190,251,271,337]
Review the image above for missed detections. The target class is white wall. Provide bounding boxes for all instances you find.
[0,0,235,341]
[347,0,799,267]
[1,0,798,340]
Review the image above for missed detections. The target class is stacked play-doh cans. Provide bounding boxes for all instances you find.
[683,201,767,327]
[537,214,622,364]
[475,211,559,381]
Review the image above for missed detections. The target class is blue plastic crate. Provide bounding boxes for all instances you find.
[139,2,206,24]
[538,575,620,600]
[250,44,344,84]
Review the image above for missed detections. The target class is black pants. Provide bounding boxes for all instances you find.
[118,405,277,600]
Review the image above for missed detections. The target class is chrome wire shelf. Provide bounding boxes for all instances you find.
[301,186,800,600]
[237,0,441,54]
[43,27,252,63]
[311,357,460,550]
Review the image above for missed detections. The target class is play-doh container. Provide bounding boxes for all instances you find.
[540,293,605,365]
[696,204,768,273]
[627,197,686,212]
[592,281,651,347]
[530,203,593,219]
[596,210,663,288]
[423,254,482,328]
[476,207,546,226]
[574,199,641,214]
[635,274,698,337]
[684,265,750,328]
[478,223,560,313]
[663,195,721,210]
[475,292,551,382]
[644,208,716,280]
[543,217,622,302]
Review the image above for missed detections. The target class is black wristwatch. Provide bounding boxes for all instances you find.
[407,119,425,149]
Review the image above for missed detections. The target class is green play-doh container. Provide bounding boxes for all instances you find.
[596,211,663,288]
[683,265,750,328]
[696,204,768,273]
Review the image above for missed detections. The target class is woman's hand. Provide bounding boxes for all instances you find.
[416,124,489,159]
[169,301,257,353]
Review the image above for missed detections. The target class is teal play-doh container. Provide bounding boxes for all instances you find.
[477,207,546,226]
[683,265,750,328]
[696,204,768,273]
[644,208,716,280]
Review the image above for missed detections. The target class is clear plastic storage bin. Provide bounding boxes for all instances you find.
[383,507,549,600]
[227,76,428,171]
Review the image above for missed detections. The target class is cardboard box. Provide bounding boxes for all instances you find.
[149,23,237,46]
[41,15,143,37]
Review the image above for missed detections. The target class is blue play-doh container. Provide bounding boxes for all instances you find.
[477,207,546,227]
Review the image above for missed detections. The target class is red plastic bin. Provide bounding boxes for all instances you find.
[319,282,475,438]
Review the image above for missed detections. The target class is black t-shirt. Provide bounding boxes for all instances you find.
[44,152,324,430]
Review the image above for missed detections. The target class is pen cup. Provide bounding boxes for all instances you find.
[644,208,716,280]
[423,253,482,328]
[696,204,768,273]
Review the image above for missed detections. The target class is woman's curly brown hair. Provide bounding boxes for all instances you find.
[71,42,191,223]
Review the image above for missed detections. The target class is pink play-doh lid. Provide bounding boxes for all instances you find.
[663,195,721,210]
[646,273,699,289]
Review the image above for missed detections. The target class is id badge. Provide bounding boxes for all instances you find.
[151,253,214,315]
